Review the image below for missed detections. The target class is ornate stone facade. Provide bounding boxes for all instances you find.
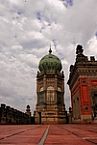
[35,48,66,124]
[68,45,97,123]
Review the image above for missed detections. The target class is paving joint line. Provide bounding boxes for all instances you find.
[85,139,97,145]
[0,125,42,141]
[38,125,49,145]
[62,127,97,145]
[0,128,32,141]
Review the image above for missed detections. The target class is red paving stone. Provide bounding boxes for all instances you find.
[44,125,97,145]
[0,124,97,145]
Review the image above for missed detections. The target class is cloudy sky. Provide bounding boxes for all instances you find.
[0,0,97,113]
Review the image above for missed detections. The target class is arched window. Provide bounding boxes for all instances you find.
[57,87,62,105]
[40,87,44,92]
[47,86,54,104]
[38,87,44,104]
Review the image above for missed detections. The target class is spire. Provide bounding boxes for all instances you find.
[49,44,52,54]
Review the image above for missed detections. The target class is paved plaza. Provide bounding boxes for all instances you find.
[0,124,97,145]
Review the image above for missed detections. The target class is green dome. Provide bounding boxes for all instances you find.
[39,48,62,73]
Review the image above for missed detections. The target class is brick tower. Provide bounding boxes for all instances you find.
[35,48,66,124]
[68,45,97,123]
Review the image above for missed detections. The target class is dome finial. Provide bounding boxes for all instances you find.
[49,44,52,54]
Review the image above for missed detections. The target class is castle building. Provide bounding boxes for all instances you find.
[0,104,31,124]
[68,45,97,123]
[35,48,66,124]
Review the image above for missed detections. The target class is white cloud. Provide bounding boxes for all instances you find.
[86,36,97,55]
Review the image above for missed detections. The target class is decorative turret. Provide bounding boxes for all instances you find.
[25,105,31,116]
[76,44,83,55]
[76,45,88,62]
